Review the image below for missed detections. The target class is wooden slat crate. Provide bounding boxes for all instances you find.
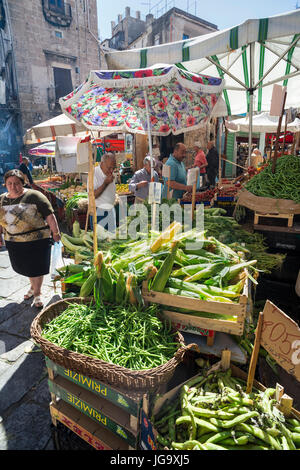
[142,274,250,341]
[254,211,294,228]
[50,400,130,450]
[48,374,139,448]
[46,357,145,418]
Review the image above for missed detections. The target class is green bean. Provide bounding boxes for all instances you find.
[176,415,220,433]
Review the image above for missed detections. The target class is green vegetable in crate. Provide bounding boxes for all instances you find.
[80,270,97,298]
[151,241,179,292]
[94,251,114,304]
[245,155,300,204]
[152,367,300,450]
[115,269,126,304]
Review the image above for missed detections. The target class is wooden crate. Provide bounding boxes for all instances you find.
[46,357,145,418]
[254,211,294,228]
[48,374,140,448]
[140,358,300,450]
[50,400,130,450]
[142,275,250,341]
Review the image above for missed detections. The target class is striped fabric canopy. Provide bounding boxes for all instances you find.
[104,9,300,116]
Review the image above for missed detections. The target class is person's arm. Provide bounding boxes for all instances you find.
[169,180,193,192]
[129,172,148,193]
[0,225,4,247]
[46,213,61,242]
[27,168,34,185]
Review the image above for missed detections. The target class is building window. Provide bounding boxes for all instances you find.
[154,34,160,45]
[53,67,73,102]
[55,30,63,38]
[49,0,64,12]
[42,0,72,28]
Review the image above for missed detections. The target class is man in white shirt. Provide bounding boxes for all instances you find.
[89,152,116,234]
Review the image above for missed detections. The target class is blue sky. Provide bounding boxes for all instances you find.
[97,0,298,40]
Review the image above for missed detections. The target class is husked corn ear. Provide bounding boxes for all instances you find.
[150,221,182,253]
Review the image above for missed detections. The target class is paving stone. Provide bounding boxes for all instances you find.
[0,348,46,414]
[0,339,36,362]
[0,402,53,450]
[0,276,29,298]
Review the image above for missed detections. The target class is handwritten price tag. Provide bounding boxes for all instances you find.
[260,300,300,382]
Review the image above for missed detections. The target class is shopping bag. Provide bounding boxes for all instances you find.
[50,241,63,280]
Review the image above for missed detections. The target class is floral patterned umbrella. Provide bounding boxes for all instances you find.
[59,64,224,136]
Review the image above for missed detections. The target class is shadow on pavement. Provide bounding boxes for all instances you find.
[0,294,61,450]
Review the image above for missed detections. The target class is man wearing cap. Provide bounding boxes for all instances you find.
[129,155,159,202]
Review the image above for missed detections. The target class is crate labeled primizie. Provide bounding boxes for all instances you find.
[50,400,130,450]
[48,375,139,448]
[46,357,144,417]
[142,274,250,337]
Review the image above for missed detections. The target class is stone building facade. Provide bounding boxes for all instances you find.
[0,0,100,163]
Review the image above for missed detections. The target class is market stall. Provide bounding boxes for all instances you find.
[30,217,300,450]
[27,11,300,451]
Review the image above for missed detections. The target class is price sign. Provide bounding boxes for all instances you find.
[162,164,171,178]
[260,300,300,382]
[148,182,162,204]
[187,167,199,186]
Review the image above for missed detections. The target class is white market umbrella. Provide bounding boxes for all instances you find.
[226,112,300,133]
[24,113,89,145]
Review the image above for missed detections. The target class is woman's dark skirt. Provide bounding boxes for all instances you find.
[5,238,53,277]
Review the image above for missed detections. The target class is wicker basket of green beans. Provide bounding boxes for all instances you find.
[30,297,191,391]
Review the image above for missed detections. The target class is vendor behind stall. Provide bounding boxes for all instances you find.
[129,156,159,202]
[162,143,192,199]
[19,157,33,187]
[89,152,116,233]
[206,140,219,188]
[193,142,208,187]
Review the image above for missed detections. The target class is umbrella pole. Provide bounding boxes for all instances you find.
[248,43,255,166]
[218,118,222,186]
[272,90,287,173]
[144,89,156,232]
[87,140,98,255]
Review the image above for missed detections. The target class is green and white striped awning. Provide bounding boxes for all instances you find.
[104,9,300,116]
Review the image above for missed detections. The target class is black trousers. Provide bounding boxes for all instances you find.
[207,171,217,187]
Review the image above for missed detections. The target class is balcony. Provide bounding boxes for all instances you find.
[42,0,72,28]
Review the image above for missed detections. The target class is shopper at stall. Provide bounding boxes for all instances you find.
[193,142,208,187]
[0,169,60,308]
[19,157,33,187]
[129,156,159,202]
[162,142,193,199]
[206,140,219,188]
[90,152,117,233]
[250,148,264,168]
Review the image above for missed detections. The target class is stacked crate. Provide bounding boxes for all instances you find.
[46,357,147,450]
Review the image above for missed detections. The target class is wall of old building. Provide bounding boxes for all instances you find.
[8,0,100,138]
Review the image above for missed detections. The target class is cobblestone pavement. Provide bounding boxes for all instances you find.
[0,247,65,450]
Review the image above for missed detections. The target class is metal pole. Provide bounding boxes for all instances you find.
[143,89,154,180]
[248,42,255,165]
